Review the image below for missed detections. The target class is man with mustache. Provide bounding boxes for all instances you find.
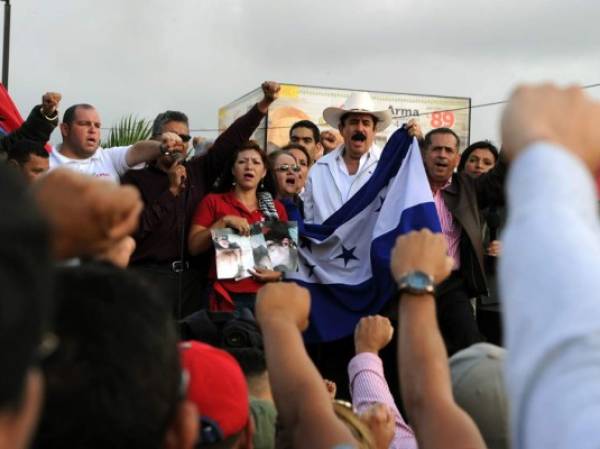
[304,91,421,224]
[301,91,425,400]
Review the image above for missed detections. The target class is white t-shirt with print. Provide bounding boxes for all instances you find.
[49,145,132,183]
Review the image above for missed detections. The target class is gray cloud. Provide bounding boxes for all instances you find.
[4,0,600,145]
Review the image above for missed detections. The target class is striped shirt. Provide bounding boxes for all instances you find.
[348,352,417,449]
[433,180,461,269]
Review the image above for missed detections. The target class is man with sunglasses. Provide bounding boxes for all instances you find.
[122,81,281,317]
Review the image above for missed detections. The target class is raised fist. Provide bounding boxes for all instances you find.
[261,81,281,103]
[33,169,142,259]
[501,83,600,172]
[354,315,394,354]
[41,92,62,116]
[406,118,423,140]
[391,229,453,286]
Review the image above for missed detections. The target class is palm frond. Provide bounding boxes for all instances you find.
[102,115,152,148]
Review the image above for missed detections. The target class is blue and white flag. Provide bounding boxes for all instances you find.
[286,127,441,342]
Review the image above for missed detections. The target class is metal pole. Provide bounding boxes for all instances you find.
[2,0,10,89]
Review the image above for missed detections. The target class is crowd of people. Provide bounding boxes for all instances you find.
[1,81,600,449]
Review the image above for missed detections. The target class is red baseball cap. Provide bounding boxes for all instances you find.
[179,341,249,441]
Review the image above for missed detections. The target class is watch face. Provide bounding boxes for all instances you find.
[409,272,431,289]
[398,271,434,294]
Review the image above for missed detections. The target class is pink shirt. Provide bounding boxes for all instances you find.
[433,181,461,269]
[348,353,417,449]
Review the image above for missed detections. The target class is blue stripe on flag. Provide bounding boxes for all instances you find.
[286,126,441,342]
[301,202,440,342]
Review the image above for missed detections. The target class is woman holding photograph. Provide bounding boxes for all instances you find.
[188,141,288,312]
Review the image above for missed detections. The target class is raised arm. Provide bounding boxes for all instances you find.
[124,132,184,167]
[256,283,358,449]
[200,81,280,189]
[0,92,61,154]
[499,84,600,449]
[391,230,486,449]
[349,316,417,449]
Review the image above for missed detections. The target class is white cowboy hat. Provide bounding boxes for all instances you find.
[323,91,393,132]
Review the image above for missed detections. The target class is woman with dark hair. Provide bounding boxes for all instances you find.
[188,141,287,312]
[458,141,499,177]
[458,140,503,345]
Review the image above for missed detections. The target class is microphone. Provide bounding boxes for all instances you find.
[486,208,501,241]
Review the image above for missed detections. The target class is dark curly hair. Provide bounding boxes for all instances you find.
[458,140,499,172]
[214,140,277,196]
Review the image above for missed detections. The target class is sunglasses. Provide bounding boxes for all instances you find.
[274,164,301,173]
[178,134,192,143]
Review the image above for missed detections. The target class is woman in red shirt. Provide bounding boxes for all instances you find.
[188,141,288,312]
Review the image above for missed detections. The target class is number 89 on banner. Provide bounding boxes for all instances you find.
[430,111,455,128]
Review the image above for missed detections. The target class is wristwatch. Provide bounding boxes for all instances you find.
[396,271,435,295]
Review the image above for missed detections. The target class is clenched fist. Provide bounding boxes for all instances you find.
[354,315,394,354]
[33,169,142,259]
[390,229,453,286]
[258,81,281,113]
[501,83,600,172]
[41,92,62,117]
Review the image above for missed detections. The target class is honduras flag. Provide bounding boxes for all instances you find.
[286,127,441,342]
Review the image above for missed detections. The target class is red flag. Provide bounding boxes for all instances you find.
[0,83,24,136]
[0,84,53,153]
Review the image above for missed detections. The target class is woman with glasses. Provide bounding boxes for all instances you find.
[268,150,301,199]
[281,143,311,191]
[188,141,288,313]
[268,150,305,224]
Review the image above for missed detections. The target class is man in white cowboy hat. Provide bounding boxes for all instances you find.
[303,91,421,224]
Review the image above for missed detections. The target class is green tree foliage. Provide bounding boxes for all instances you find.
[102,115,152,148]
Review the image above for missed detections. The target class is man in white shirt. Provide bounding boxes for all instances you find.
[303,91,421,224]
[49,103,183,183]
[498,84,600,449]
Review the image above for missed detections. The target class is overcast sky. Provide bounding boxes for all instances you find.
[3,0,600,145]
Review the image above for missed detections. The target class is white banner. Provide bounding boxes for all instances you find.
[219,83,471,153]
